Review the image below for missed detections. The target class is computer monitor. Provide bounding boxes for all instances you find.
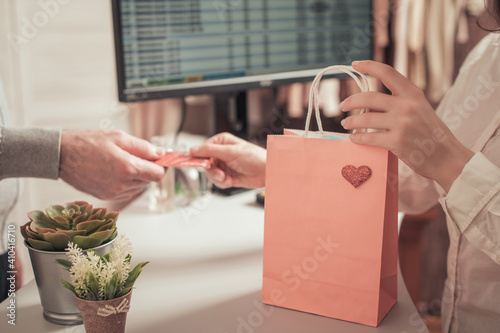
[111,0,373,103]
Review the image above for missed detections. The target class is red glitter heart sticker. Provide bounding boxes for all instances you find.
[341,165,372,188]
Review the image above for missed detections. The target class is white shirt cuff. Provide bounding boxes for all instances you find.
[440,153,500,234]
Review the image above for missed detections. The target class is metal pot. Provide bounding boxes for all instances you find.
[25,238,116,325]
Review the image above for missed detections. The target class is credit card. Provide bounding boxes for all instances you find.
[155,152,211,168]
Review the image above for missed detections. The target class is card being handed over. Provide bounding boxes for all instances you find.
[154,151,211,169]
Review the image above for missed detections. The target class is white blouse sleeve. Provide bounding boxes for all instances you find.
[439,152,500,265]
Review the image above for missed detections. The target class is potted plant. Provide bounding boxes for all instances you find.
[20,201,119,325]
[57,234,148,333]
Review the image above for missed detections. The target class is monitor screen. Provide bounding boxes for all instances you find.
[112,0,373,102]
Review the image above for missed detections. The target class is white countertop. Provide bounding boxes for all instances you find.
[1,190,428,333]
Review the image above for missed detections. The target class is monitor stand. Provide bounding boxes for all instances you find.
[214,91,248,140]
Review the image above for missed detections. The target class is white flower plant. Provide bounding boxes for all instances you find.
[57,234,149,301]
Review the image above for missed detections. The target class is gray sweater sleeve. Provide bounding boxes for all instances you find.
[0,127,61,180]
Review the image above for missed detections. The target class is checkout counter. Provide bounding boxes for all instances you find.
[0,190,429,333]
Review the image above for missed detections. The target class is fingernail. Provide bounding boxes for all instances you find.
[155,146,165,157]
[341,119,346,127]
[352,61,360,67]
[190,146,200,154]
[339,100,346,109]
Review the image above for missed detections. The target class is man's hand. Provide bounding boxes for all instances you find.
[59,129,166,201]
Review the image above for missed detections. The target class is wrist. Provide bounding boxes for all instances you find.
[434,144,474,193]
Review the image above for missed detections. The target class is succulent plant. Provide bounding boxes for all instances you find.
[20,201,118,251]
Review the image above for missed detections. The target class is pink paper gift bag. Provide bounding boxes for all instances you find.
[262,66,398,327]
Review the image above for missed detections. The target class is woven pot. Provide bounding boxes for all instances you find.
[74,291,132,333]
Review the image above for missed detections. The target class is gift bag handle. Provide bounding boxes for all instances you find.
[303,65,370,137]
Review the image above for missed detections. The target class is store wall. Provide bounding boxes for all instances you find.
[2,0,131,218]
[1,0,125,285]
